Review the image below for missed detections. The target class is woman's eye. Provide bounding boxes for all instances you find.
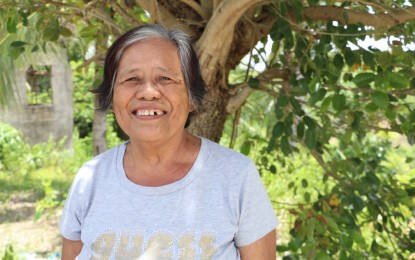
[159,76,171,81]
[126,77,140,82]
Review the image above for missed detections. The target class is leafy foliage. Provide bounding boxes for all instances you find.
[0,123,90,202]
[1,0,415,258]
[1,243,17,260]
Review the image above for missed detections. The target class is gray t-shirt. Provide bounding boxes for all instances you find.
[60,137,278,259]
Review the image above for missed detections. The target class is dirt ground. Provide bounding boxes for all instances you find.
[0,193,61,259]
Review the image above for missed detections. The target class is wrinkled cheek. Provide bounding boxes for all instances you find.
[112,109,128,132]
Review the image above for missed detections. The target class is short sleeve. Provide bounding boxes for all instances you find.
[59,166,91,241]
[234,162,278,247]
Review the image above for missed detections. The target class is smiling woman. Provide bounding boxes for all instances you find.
[112,38,192,144]
[60,24,278,260]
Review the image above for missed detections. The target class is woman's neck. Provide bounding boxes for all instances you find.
[123,132,201,186]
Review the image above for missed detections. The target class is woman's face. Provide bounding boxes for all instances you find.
[112,38,192,143]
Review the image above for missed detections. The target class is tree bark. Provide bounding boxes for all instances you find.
[187,0,270,141]
[303,5,415,27]
[188,81,229,142]
[92,97,107,155]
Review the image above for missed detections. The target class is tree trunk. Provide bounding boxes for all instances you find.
[189,84,230,142]
[92,98,107,156]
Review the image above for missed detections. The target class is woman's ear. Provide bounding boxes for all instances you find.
[188,100,195,113]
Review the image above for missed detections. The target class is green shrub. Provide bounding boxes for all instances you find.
[0,123,31,175]
[1,243,18,260]
[0,124,93,202]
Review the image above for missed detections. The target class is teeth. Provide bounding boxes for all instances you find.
[136,110,164,116]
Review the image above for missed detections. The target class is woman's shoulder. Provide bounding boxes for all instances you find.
[202,137,250,158]
[200,137,254,169]
[83,142,125,167]
[73,142,126,184]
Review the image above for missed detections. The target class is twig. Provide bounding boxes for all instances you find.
[229,48,254,148]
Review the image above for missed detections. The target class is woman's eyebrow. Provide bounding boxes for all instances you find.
[154,66,182,77]
[118,68,142,79]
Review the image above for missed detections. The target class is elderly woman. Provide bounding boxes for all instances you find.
[60,24,278,259]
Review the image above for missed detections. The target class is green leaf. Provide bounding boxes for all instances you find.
[365,172,380,185]
[375,70,390,89]
[266,137,276,153]
[365,102,378,113]
[343,49,356,67]
[305,128,317,149]
[270,19,291,41]
[351,231,367,249]
[43,26,60,41]
[10,41,27,48]
[352,195,365,212]
[290,86,308,96]
[389,72,409,89]
[303,116,316,129]
[272,122,284,139]
[308,77,319,93]
[410,78,415,88]
[315,251,331,260]
[269,165,277,174]
[353,73,375,87]
[59,26,73,37]
[324,215,339,230]
[400,121,413,134]
[276,93,289,107]
[304,192,311,202]
[281,135,290,155]
[252,54,259,64]
[290,96,304,116]
[9,46,25,59]
[284,123,293,136]
[248,76,260,88]
[320,96,332,112]
[19,10,29,26]
[332,93,346,112]
[362,51,375,66]
[79,25,98,38]
[301,179,308,188]
[7,16,17,33]
[274,106,284,119]
[333,54,344,70]
[339,250,347,260]
[327,63,340,77]
[372,91,389,109]
[240,140,251,156]
[377,51,392,70]
[31,45,40,53]
[343,73,353,82]
[305,217,315,241]
[341,234,353,248]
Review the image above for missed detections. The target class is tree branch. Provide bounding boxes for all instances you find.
[309,149,341,180]
[180,0,209,20]
[303,5,415,27]
[226,67,288,113]
[78,52,106,69]
[196,0,268,85]
[109,1,145,27]
[136,0,199,38]
[337,84,415,96]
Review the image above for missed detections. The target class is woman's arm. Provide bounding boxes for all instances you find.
[238,230,276,260]
[62,237,83,260]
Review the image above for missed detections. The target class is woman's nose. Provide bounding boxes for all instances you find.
[135,80,161,100]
